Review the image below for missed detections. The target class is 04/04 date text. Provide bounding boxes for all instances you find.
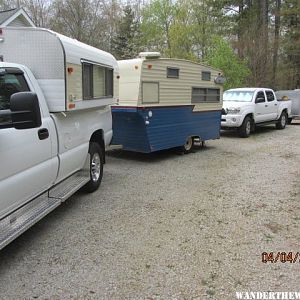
[262,252,300,263]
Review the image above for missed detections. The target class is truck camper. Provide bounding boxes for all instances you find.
[111,52,224,153]
[0,27,118,249]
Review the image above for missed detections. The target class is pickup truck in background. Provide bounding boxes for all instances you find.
[0,27,118,250]
[221,88,292,137]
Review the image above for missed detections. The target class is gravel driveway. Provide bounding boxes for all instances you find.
[0,123,299,300]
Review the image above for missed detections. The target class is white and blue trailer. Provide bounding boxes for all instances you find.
[111,52,225,153]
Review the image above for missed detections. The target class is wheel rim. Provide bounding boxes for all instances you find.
[246,121,251,135]
[91,153,101,182]
[184,137,193,151]
[281,114,286,127]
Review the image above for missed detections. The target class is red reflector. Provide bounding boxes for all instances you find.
[67,67,74,74]
[68,103,75,109]
[147,64,152,69]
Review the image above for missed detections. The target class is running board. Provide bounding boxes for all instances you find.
[0,170,90,250]
[49,170,90,201]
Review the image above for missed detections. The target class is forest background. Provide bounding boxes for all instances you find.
[0,0,299,90]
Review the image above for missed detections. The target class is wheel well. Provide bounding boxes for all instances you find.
[281,108,288,115]
[245,113,254,120]
[90,130,105,163]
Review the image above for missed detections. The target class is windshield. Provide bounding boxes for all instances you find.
[223,91,254,102]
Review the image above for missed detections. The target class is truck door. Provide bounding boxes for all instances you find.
[254,91,268,123]
[0,68,58,219]
[265,90,278,120]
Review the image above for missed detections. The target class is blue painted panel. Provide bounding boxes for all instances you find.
[112,106,221,153]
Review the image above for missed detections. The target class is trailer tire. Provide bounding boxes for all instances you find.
[276,111,287,129]
[83,142,104,193]
[181,136,194,153]
[238,116,251,138]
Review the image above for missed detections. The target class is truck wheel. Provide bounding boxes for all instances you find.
[276,111,287,129]
[181,136,194,153]
[84,142,104,193]
[238,116,251,138]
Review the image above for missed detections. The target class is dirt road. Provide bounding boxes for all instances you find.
[0,123,299,300]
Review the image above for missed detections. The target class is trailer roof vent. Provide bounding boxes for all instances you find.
[138,52,161,59]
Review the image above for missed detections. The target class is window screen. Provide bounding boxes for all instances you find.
[142,82,159,103]
[192,88,220,103]
[82,62,114,100]
[167,67,179,78]
[202,71,211,81]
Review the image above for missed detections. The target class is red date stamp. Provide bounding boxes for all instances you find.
[262,252,300,263]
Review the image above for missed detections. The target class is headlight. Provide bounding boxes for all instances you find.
[226,107,241,114]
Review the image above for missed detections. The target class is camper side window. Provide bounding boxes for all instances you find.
[167,67,179,79]
[82,62,113,100]
[202,71,211,81]
[192,88,220,103]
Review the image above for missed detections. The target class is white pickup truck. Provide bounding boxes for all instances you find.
[0,27,118,250]
[221,88,292,137]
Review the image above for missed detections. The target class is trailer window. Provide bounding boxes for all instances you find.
[167,67,179,79]
[202,71,211,81]
[192,88,220,103]
[82,62,113,100]
[142,82,159,103]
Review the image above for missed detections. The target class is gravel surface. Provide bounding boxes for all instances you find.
[0,122,300,300]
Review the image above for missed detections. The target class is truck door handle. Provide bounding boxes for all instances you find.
[38,128,49,140]
[265,104,268,107]
[274,103,278,106]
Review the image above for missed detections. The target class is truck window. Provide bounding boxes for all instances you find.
[265,91,275,102]
[0,73,30,110]
[82,62,114,100]
[256,91,266,102]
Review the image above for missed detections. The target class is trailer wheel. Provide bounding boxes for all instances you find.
[276,111,287,129]
[181,136,194,153]
[83,142,104,193]
[238,116,251,138]
[287,118,293,125]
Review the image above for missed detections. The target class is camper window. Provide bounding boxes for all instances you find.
[167,67,179,79]
[202,71,211,81]
[142,82,159,103]
[82,62,113,100]
[192,88,220,103]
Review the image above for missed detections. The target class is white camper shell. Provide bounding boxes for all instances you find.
[0,27,119,112]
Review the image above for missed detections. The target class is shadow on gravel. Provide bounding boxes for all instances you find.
[107,143,216,163]
[221,125,280,138]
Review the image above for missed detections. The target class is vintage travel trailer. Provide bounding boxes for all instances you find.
[111,52,225,153]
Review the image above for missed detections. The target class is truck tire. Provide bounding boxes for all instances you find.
[83,142,104,193]
[276,111,287,129]
[238,116,251,138]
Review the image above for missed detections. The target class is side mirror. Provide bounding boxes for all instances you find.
[255,97,265,104]
[10,92,42,129]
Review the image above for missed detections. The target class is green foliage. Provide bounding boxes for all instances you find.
[111,6,141,59]
[206,37,250,90]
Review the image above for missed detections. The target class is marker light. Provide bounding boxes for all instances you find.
[67,67,74,74]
